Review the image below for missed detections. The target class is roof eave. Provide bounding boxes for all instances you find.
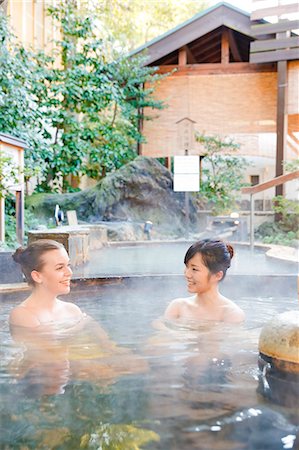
[130,3,253,66]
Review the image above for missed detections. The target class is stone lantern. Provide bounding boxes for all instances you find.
[0,132,26,245]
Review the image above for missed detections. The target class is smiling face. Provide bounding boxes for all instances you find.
[31,248,73,295]
[184,252,222,294]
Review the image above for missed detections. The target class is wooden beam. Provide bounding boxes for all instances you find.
[250,47,299,63]
[228,29,242,62]
[188,29,222,52]
[155,62,276,75]
[196,45,221,62]
[186,46,197,64]
[178,47,187,66]
[242,170,299,195]
[251,36,299,52]
[251,20,299,36]
[134,5,252,66]
[155,52,178,65]
[221,28,230,64]
[0,197,4,242]
[251,3,299,21]
[16,190,24,245]
[275,60,288,196]
[190,39,220,57]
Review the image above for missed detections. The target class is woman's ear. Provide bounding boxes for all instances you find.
[215,270,224,282]
[31,270,42,284]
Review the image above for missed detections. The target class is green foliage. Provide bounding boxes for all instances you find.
[1,6,166,193]
[0,151,18,198]
[0,12,51,179]
[195,133,247,215]
[272,195,299,232]
[255,196,299,247]
[3,193,41,249]
[255,222,298,247]
[32,2,166,191]
[283,159,299,172]
[95,0,208,51]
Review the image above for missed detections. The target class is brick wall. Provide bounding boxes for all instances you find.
[141,71,277,157]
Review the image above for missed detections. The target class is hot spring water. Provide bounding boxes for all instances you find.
[1,269,298,449]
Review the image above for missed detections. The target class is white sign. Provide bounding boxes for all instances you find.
[173,156,200,192]
[173,156,199,174]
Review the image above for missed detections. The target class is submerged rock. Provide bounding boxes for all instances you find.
[27,157,202,238]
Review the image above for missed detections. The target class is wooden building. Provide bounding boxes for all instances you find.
[131,2,299,206]
[4,0,298,207]
[4,0,57,52]
[0,133,26,245]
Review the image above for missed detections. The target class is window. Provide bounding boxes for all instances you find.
[250,175,260,186]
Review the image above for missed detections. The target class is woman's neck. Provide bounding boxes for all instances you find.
[26,286,58,308]
[195,285,221,306]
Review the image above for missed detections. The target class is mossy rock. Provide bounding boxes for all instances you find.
[26,156,201,235]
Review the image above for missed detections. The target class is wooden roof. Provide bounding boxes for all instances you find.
[130,2,254,65]
[0,132,27,148]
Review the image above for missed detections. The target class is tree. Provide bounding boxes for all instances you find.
[94,0,208,51]
[34,1,166,191]
[0,152,18,199]
[0,11,50,183]
[195,133,247,215]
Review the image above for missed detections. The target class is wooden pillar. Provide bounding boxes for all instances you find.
[249,194,254,252]
[276,60,287,197]
[179,47,187,66]
[0,196,5,243]
[221,28,230,64]
[164,157,171,170]
[16,190,24,245]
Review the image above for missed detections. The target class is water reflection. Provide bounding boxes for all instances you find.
[9,314,148,397]
[1,280,298,450]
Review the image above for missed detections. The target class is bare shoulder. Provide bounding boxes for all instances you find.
[58,299,83,317]
[9,305,40,328]
[164,297,188,320]
[222,297,245,323]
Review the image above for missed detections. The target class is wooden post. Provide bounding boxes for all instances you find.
[0,196,5,243]
[250,194,254,252]
[275,61,287,197]
[16,190,24,245]
[179,47,187,66]
[164,157,171,170]
[184,148,190,239]
[221,28,230,64]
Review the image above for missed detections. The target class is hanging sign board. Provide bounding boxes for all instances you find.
[173,156,200,192]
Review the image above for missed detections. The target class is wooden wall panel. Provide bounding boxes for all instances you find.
[141,71,277,157]
[288,61,299,115]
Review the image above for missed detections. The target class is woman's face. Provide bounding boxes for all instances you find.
[32,248,72,295]
[184,252,220,294]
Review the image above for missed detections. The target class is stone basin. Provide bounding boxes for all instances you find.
[28,227,90,267]
[258,310,299,373]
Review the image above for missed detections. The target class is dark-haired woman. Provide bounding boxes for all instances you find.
[164,239,245,324]
[9,239,83,328]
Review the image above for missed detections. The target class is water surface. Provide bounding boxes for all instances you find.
[1,276,298,449]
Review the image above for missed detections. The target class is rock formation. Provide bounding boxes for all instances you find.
[27,156,202,238]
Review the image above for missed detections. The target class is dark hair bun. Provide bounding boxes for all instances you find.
[226,243,234,259]
[12,247,25,264]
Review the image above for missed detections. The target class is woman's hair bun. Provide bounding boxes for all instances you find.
[226,243,234,259]
[12,247,25,264]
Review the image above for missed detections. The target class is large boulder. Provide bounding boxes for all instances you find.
[27,156,201,237]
